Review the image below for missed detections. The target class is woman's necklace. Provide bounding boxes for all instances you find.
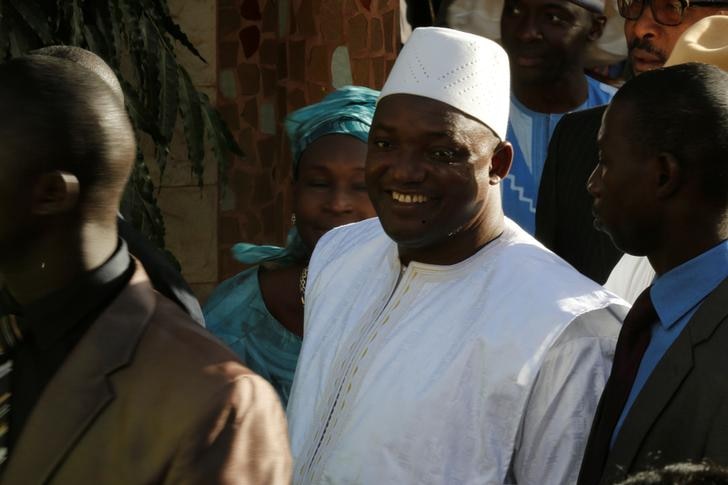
[299,266,309,305]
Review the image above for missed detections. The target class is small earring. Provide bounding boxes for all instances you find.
[291,213,297,226]
[40,262,46,270]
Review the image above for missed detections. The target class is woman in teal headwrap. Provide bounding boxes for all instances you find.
[204,86,379,405]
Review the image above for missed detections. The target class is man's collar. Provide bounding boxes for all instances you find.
[12,240,133,349]
[651,240,728,329]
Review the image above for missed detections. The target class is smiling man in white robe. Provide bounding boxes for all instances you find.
[286,27,628,485]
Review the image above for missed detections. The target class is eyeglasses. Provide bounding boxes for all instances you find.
[618,0,728,26]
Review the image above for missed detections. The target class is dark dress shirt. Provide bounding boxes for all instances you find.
[1,242,134,451]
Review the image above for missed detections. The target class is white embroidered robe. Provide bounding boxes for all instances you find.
[288,218,628,484]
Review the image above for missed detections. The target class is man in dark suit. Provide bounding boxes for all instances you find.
[577,63,728,484]
[0,53,291,483]
[30,45,205,326]
[535,0,728,283]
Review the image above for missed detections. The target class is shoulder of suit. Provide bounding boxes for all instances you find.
[138,293,256,386]
[558,104,608,128]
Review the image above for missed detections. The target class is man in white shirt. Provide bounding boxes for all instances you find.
[287,27,627,484]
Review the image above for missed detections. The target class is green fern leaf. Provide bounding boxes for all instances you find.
[144,0,206,63]
[68,0,84,46]
[8,0,53,44]
[178,67,205,184]
[0,9,11,61]
[201,92,245,158]
[157,41,179,142]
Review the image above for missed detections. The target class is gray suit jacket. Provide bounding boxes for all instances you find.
[1,263,291,485]
[583,276,728,484]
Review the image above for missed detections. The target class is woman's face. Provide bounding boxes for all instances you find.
[293,134,376,250]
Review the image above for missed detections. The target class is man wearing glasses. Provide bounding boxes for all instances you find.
[534,0,728,284]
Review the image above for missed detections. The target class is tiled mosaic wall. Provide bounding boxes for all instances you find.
[216,0,401,281]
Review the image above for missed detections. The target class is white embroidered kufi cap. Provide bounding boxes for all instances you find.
[379,27,510,141]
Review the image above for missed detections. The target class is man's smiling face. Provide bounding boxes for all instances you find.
[366,94,504,261]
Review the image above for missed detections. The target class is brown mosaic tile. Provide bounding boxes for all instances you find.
[280,0,291,36]
[359,0,372,10]
[372,56,386,87]
[253,172,275,206]
[262,68,277,97]
[348,14,369,55]
[263,0,278,31]
[219,103,241,131]
[383,9,396,52]
[371,17,384,53]
[257,137,277,168]
[320,0,344,41]
[260,39,277,66]
[242,97,259,129]
[297,0,318,36]
[220,216,242,245]
[240,0,262,20]
[219,41,239,69]
[351,58,371,85]
[277,42,288,78]
[289,40,306,82]
[236,128,257,162]
[386,58,395,77]
[219,69,237,99]
[230,168,254,205]
[308,45,330,83]
[306,83,329,103]
[237,63,260,95]
[218,7,241,40]
[287,88,306,112]
[260,102,277,134]
[239,25,261,58]
[261,203,282,236]
[277,86,289,119]
[241,211,263,241]
[343,0,361,17]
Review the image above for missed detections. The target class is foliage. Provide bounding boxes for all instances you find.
[0,0,244,250]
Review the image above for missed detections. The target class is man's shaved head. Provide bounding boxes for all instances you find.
[30,45,125,103]
[0,55,135,225]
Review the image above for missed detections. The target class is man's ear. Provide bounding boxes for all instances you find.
[654,152,681,199]
[32,171,80,215]
[589,14,607,41]
[489,141,514,185]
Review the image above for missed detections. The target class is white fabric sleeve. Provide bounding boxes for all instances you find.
[605,254,656,304]
[511,306,623,484]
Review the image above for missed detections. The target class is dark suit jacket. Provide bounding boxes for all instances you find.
[535,105,623,284]
[579,276,728,484]
[1,262,292,484]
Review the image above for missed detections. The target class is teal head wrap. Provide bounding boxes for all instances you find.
[287,85,380,172]
[232,85,380,266]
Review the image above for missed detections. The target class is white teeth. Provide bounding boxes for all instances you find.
[392,191,429,203]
